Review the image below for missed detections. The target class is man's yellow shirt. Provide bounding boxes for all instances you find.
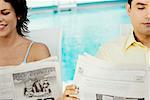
[96,31,150,66]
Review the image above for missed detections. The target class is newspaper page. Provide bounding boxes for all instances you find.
[74,54,147,100]
[0,57,62,100]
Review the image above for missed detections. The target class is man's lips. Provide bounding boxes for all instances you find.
[141,22,150,27]
[143,22,150,25]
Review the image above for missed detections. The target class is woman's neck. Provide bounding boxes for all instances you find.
[0,32,21,48]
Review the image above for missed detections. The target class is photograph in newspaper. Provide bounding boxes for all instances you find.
[13,67,56,100]
[96,94,144,100]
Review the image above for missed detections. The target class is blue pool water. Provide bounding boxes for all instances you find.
[28,1,130,81]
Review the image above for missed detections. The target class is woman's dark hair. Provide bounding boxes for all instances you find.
[5,0,29,36]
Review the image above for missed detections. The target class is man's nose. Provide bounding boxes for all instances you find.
[146,7,150,19]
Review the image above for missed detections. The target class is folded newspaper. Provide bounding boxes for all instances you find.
[74,54,149,100]
[0,57,62,100]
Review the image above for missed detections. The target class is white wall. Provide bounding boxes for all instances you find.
[76,0,115,3]
[27,0,57,8]
[27,0,112,8]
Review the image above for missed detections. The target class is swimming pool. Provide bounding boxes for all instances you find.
[28,1,130,81]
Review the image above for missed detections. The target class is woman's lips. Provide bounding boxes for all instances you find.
[0,24,7,31]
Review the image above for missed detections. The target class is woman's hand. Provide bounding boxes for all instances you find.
[63,84,79,100]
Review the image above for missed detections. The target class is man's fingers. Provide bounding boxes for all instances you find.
[64,89,78,95]
[64,84,79,100]
[64,96,79,100]
[66,85,78,90]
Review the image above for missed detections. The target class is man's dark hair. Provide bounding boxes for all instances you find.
[5,0,29,36]
[128,0,132,7]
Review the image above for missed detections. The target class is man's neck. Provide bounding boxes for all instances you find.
[134,32,150,48]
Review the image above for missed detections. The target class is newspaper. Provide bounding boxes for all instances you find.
[0,57,62,100]
[74,54,149,100]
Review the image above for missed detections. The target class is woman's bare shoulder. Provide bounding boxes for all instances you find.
[28,42,51,62]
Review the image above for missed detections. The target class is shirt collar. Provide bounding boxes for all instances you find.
[124,31,146,51]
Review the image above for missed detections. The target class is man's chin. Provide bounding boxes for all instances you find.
[142,30,150,36]
[140,27,150,35]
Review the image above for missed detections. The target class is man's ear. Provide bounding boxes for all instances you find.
[126,3,131,16]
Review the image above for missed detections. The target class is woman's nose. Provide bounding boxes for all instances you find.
[0,17,4,22]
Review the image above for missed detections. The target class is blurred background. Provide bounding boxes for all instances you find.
[27,0,130,81]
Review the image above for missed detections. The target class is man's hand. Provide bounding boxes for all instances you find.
[63,84,79,100]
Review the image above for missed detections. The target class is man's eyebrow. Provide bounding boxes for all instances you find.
[136,2,147,6]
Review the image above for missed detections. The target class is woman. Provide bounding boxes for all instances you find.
[0,0,50,66]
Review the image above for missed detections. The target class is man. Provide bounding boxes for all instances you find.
[96,0,150,66]
[64,0,150,99]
